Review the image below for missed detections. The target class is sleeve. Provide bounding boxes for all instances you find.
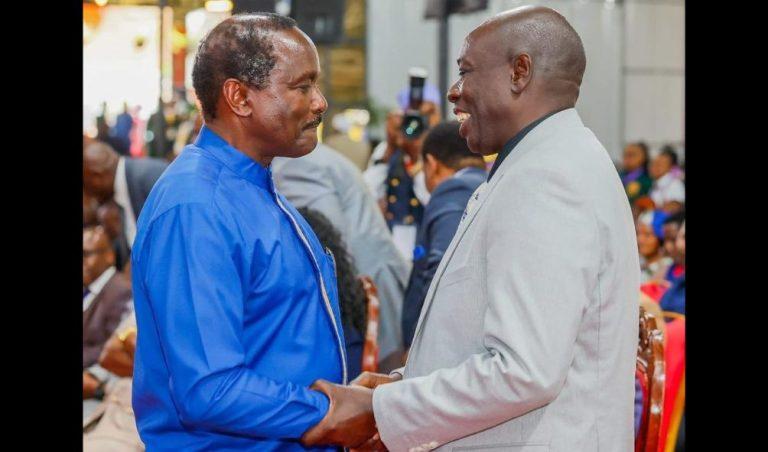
[138,203,329,439]
[372,170,598,450]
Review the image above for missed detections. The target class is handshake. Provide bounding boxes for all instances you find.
[300,371,401,451]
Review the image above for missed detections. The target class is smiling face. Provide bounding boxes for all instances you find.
[448,30,516,155]
[244,28,327,158]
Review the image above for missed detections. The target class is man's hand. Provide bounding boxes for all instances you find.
[350,371,402,389]
[98,331,135,377]
[351,432,388,452]
[300,379,376,448]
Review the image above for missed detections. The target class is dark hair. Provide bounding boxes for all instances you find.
[298,208,367,336]
[630,141,650,173]
[192,13,297,120]
[659,144,679,167]
[422,121,485,170]
[662,210,685,227]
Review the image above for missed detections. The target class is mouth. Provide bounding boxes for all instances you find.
[454,109,471,124]
[303,115,323,131]
[454,108,471,138]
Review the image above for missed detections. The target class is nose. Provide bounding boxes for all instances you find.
[312,86,328,115]
[447,79,461,104]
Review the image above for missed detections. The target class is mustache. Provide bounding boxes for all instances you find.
[303,115,323,130]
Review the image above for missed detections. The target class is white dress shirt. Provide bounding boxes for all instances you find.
[650,171,685,207]
[113,157,138,247]
[83,266,116,312]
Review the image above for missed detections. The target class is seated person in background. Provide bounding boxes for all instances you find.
[660,221,685,315]
[401,121,487,350]
[298,207,368,380]
[661,210,685,282]
[97,200,131,273]
[636,209,672,283]
[649,145,685,214]
[83,312,144,451]
[83,141,168,248]
[83,226,133,402]
[619,141,653,209]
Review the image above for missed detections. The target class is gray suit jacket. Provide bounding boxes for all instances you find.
[272,145,411,364]
[373,109,639,452]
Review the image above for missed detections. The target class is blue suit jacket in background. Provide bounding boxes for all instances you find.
[131,126,345,451]
[401,166,487,348]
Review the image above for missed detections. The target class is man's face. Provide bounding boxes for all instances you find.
[244,28,327,158]
[83,228,115,287]
[448,30,514,155]
[649,154,672,180]
[623,144,644,172]
[662,222,680,260]
[636,222,661,259]
[83,162,115,203]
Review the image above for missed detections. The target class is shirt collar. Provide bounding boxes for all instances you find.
[194,125,272,189]
[487,107,567,181]
[88,266,116,297]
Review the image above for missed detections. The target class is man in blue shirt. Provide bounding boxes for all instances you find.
[131,13,375,450]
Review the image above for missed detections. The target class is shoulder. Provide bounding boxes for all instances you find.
[137,148,231,228]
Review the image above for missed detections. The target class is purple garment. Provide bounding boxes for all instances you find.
[634,378,643,436]
[621,168,644,186]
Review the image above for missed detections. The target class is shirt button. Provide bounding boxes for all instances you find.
[404,215,414,224]
[391,178,400,187]
[389,195,397,203]
[410,197,419,207]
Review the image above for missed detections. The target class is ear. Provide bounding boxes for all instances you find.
[509,53,533,94]
[221,78,253,117]
[425,153,438,171]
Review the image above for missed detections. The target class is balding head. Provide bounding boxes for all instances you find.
[83,141,119,202]
[479,6,586,101]
[448,6,587,154]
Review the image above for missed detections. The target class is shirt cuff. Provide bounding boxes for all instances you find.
[300,388,331,435]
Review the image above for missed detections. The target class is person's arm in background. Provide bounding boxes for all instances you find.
[136,203,330,439]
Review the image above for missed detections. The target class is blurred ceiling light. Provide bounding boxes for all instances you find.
[94,0,108,6]
[205,0,233,13]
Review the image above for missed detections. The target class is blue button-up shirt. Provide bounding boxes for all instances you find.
[131,126,346,451]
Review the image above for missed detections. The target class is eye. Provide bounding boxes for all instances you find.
[297,84,311,93]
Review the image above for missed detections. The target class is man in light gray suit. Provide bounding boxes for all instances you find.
[272,143,412,371]
[349,6,639,451]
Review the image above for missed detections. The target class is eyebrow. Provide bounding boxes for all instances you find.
[293,70,319,84]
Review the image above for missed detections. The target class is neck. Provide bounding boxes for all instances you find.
[206,120,273,167]
[504,99,572,146]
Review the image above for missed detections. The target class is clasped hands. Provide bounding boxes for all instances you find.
[300,371,401,451]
